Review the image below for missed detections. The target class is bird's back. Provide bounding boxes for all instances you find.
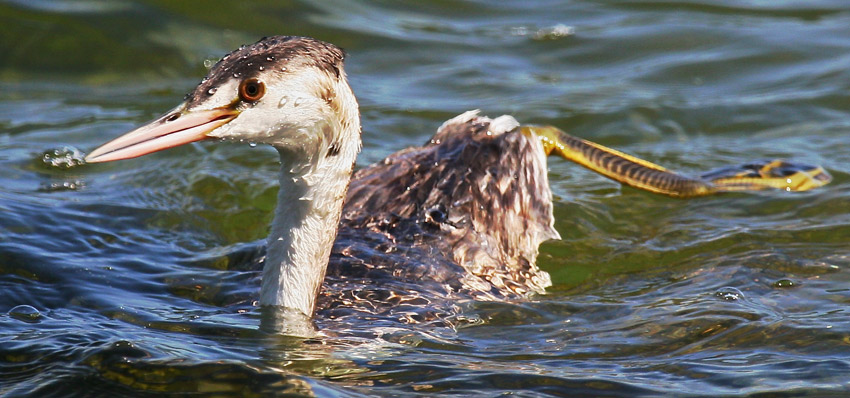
[320,111,559,321]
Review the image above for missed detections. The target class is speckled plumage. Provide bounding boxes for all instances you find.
[319,111,559,319]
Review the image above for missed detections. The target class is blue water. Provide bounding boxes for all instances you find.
[2,0,850,396]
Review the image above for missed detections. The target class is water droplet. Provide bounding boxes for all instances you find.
[266,56,275,62]
[280,67,288,72]
[43,146,85,169]
[293,98,304,107]
[715,287,743,301]
[248,142,257,148]
[107,340,148,359]
[278,96,289,108]
[203,59,215,69]
[39,180,84,192]
[207,88,217,95]
[9,305,41,323]
[259,66,265,71]
[233,72,241,78]
[774,279,796,288]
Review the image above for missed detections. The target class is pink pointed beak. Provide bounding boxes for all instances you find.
[85,107,239,163]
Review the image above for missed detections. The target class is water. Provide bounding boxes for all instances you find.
[2,0,850,396]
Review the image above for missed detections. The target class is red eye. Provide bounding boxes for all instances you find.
[239,78,265,102]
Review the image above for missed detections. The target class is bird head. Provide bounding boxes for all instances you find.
[86,36,354,163]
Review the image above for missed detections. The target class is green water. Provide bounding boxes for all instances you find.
[2,0,850,396]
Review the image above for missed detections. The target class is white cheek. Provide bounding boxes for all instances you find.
[205,71,335,148]
[208,95,326,144]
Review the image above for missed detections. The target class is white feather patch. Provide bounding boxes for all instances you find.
[488,115,520,136]
[439,109,481,131]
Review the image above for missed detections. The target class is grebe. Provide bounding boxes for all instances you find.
[86,36,831,318]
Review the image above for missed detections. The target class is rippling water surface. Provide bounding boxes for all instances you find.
[2,1,850,396]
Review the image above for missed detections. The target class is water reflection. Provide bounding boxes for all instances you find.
[259,306,317,337]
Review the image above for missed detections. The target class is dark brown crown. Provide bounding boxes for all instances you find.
[185,36,345,106]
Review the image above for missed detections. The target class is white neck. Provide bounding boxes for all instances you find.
[259,79,360,316]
